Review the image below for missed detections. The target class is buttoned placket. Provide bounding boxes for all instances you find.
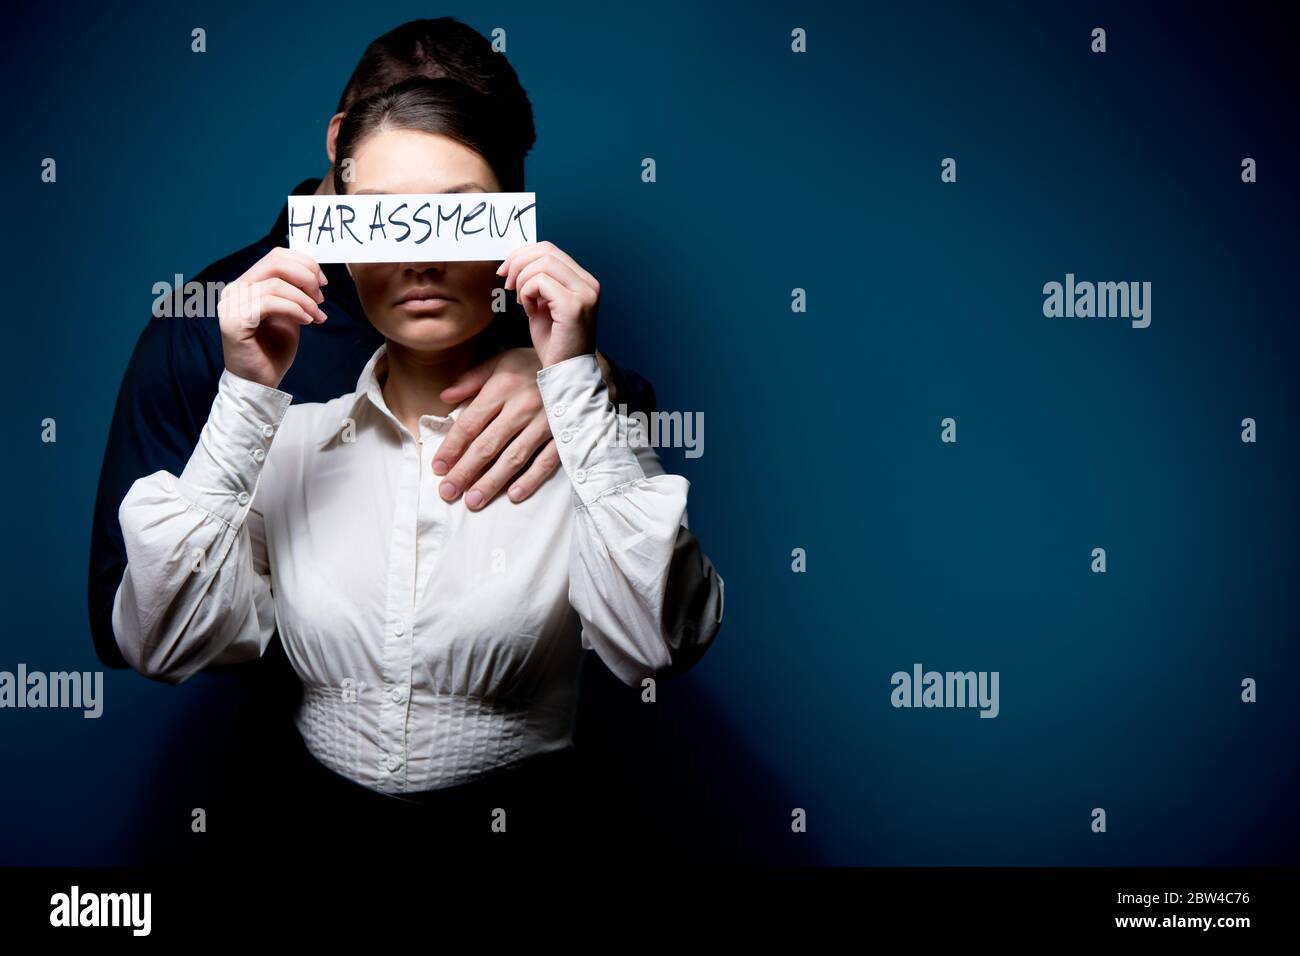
[376,418,419,786]
[414,416,453,607]
[373,403,457,790]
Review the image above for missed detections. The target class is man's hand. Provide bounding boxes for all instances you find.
[434,348,560,509]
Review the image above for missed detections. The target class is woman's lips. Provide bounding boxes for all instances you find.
[395,295,455,312]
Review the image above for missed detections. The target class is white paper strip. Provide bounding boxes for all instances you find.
[286,192,537,263]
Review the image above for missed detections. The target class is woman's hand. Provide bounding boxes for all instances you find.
[217,247,329,389]
[496,241,598,368]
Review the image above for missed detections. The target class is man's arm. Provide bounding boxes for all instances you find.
[88,313,225,668]
[597,351,657,418]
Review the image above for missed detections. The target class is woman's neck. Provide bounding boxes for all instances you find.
[379,335,495,437]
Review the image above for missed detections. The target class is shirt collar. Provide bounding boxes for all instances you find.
[317,343,466,449]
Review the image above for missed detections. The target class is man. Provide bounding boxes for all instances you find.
[88,17,655,673]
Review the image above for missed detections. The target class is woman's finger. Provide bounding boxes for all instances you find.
[243,248,325,301]
[498,242,545,292]
[279,247,327,283]
[261,277,328,322]
[532,241,597,291]
[502,241,585,293]
[499,241,594,294]
[275,247,328,290]
[518,272,576,316]
[254,294,317,328]
[220,285,313,330]
[513,254,587,298]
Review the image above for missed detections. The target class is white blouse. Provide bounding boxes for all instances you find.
[112,345,724,793]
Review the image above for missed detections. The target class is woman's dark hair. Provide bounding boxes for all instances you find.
[333,76,529,194]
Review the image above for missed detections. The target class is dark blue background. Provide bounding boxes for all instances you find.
[2,1,1296,865]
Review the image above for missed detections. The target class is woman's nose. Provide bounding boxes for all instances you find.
[400,262,448,274]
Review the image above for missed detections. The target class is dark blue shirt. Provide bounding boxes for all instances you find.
[89,179,655,669]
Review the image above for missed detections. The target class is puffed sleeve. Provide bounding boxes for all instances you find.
[111,369,292,685]
[536,354,724,686]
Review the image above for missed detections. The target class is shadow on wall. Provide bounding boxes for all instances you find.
[572,655,828,865]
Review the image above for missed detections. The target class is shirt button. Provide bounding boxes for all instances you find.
[236,491,250,505]
[386,755,401,772]
[390,687,405,703]
[560,429,574,444]
[575,468,587,483]
[394,622,405,636]
[554,402,567,417]
[250,448,265,463]
[261,424,275,438]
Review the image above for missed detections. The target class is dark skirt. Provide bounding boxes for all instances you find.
[277,741,592,865]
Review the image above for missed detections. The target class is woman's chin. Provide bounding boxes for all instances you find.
[378,314,489,353]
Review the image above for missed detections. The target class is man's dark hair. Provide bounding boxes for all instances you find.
[336,18,536,160]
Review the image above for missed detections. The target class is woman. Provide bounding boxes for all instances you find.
[112,77,725,857]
